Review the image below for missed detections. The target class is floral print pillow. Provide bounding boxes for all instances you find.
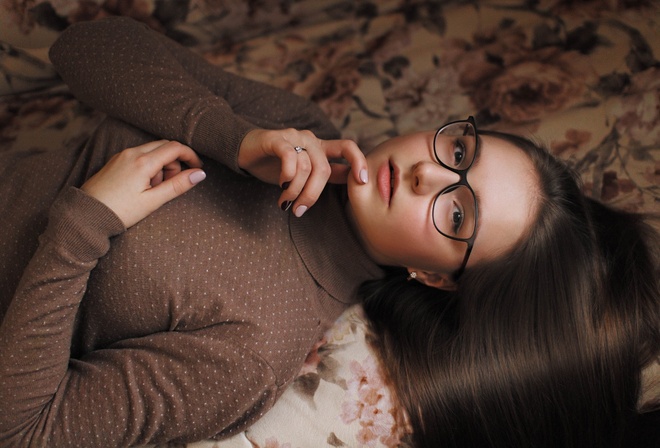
[242,305,411,448]
[175,305,411,448]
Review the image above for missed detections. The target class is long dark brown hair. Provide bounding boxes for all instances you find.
[361,131,660,447]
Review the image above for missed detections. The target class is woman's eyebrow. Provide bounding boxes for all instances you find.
[473,135,483,167]
[473,189,483,238]
[471,138,483,236]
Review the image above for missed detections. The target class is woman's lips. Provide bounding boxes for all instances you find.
[377,161,396,206]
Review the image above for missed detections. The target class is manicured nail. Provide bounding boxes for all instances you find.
[281,181,290,190]
[281,201,292,211]
[359,168,368,184]
[294,205,307,217]
[189,170,206,185]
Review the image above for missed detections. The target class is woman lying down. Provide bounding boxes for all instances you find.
[1,16,658,448]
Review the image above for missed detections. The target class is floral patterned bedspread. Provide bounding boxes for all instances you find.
[1,1,658,447]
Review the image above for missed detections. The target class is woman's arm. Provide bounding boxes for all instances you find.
[0,187,125,444]
[0,207,278,445]
[49,17,368,215]
[0,142,239,446]
[1,227,278,446]
[48,17,340,173]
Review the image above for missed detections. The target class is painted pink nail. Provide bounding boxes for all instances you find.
[294,205,308,217]
[359,168,368,184]
[189,170,206,185]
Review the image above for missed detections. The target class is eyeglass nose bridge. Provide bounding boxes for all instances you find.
[437,166,471,193]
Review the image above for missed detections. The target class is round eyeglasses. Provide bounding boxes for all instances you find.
[431,116,479,280]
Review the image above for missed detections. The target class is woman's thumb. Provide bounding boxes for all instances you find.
[151,169,206,205]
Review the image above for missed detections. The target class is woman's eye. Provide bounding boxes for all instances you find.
[451,202,464,234]
[452,139,466,166]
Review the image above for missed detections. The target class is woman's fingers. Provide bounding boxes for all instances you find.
[142,140,203,174]
[134,139,171,153]
[278,147,310,195]
[136,142,206,223]
[238,128,367,217]
[279,138,368,217]
[147,165,206,209]
[323,139,368,185]
[81,140,205,228]
[284,145,330,217]
[150,160,184,187]
[149,143,198,186]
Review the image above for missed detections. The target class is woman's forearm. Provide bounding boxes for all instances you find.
[49,17,339,173]
[0,188,125,443]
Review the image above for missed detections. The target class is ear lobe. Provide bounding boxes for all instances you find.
[409,269,457,291]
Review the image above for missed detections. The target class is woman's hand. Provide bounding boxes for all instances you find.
[238,128,368,217]
[81,140,206,228]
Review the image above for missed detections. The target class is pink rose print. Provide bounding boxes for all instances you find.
[444,25,596,124]
[264,437,292,448]
[341,356,408,447]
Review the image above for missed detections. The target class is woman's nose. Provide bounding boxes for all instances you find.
[412,161,460,195]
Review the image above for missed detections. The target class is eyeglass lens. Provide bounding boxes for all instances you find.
[432,121,477,241]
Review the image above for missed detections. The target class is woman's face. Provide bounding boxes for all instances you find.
[346,129,539,288]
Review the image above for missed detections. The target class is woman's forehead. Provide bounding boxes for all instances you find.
[468,135,540,263]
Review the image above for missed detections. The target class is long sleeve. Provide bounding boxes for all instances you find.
[48,17,340,173]
[0,188,124,443]
[0,187,282,446]
[0,17,352,447]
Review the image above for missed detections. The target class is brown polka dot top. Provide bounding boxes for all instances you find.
[0,17,383,447]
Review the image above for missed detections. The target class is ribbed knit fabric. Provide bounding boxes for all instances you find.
[0,17,383,447]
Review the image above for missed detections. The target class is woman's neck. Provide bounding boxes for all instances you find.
[288,184,385,303]
[342,195,389,267]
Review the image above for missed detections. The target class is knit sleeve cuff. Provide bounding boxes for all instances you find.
[42,187,126,262]
[191,108,258,174]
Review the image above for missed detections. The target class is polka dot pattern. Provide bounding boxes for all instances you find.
[0,16,383,447]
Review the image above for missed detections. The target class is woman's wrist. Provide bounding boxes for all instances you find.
[44,187,126,262]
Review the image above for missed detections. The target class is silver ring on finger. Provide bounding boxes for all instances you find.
[294,146,306,154]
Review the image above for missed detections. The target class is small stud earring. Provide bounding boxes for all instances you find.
[407,271,417,281]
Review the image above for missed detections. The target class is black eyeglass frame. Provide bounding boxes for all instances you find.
[430,116,480,280]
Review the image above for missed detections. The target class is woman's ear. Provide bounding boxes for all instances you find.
[408,269,457,291]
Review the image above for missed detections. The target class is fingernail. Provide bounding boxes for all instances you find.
[189,170,206,185]
[281,181,290,190]
[294,205,307,218]
[281,201,292,211]
[359,168,368,184]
